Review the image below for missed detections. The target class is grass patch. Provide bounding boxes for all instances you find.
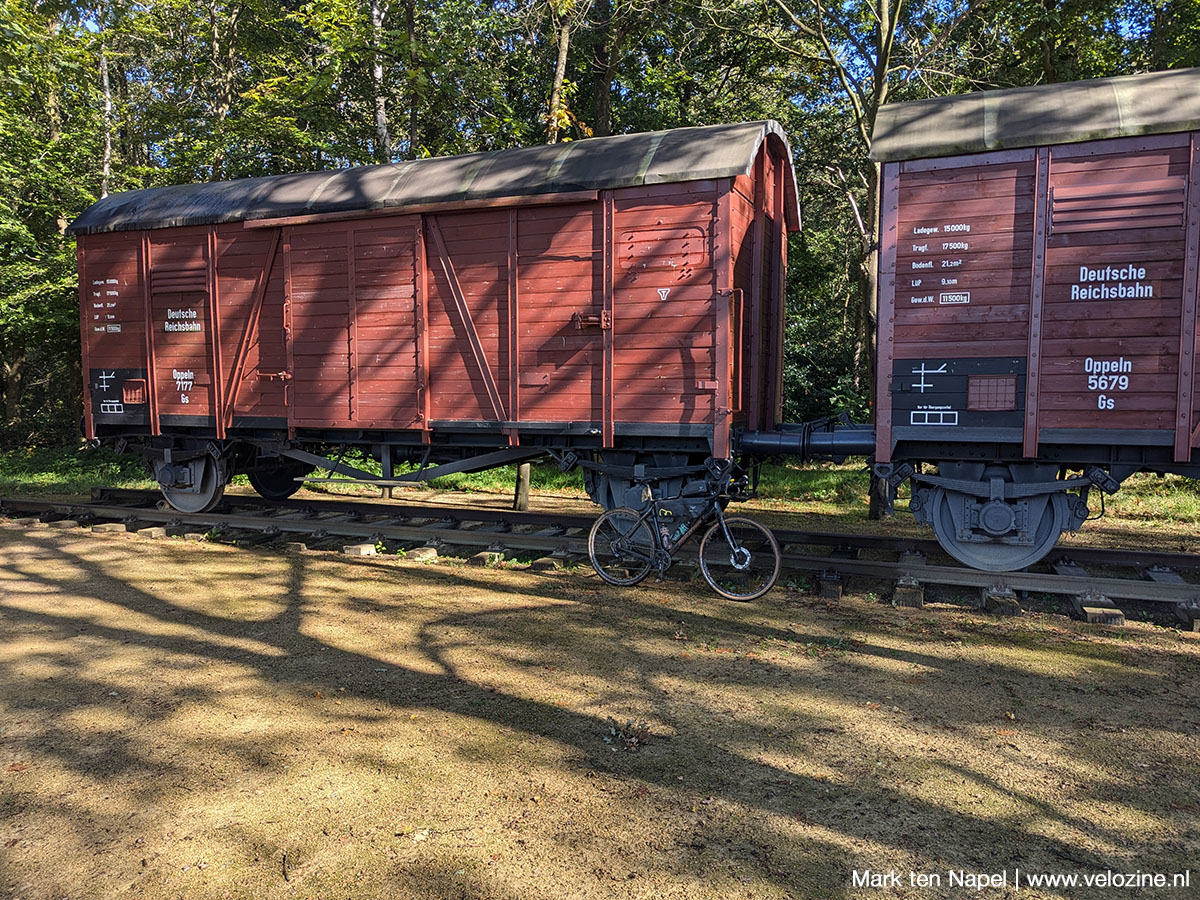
[0,444,153,495]
[756,460,869,503]
[1102,472,1200,523]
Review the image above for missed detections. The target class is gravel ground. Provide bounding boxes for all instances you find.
[0,520,1198,899]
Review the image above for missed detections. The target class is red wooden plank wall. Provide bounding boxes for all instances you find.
[147,228,216,420]
[891,155,1037,361]
[1040,136,1191,432]
[214,227,286,421]
[425,209,511,422]
[731,146,786,432]
[515,202,603,422]
[82,167,791,453]
[79,224,287,435]
[79,231,143,430]
[285,217,421,428]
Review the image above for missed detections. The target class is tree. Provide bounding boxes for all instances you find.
[544,0,593,142]
[0,0,101,438]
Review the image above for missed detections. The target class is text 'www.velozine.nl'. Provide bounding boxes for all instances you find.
[851,868,1192,891]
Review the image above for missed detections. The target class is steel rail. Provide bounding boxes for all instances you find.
[4,492,1200,607]
[777,552,1200,605]
[86,488,1200,573]
[1,498,589,558]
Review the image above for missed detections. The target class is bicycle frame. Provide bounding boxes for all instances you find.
[625,491,732,575]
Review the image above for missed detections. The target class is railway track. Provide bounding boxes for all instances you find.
[2,488,1198,630]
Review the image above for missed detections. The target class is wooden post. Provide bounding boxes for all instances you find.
[415,216,431,436]
[601,191,615,447]
[513,461,531,511]
[506,208,520,446]
[206,227,225,438]
[346,227,359,423]
[747,151,766,431]
[1176,132,1200,460]
[713,180,733,458]
[77,242,95,440]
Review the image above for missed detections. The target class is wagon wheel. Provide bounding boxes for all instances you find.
[588,507,655,586]
[698,515,781,602]
[159,453,225,514]
[929,486,1068,572]
[248,459,314,501]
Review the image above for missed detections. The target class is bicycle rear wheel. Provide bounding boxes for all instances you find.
[698,515,781,601]
[588,507,655,586]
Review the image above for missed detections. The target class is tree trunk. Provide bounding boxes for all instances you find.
[100,38,113,198]
[46,17,61,142]
[4,353,27,425]
[209,1,241,180]
[513,462,531,511]
[371,0,391,162]
[546,20,571,143]
[115,58,138,166]
[591,0,616,137]
[406,0,418,155]
[69,357,83,421]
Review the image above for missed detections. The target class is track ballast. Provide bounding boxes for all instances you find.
[1,488,1198,628]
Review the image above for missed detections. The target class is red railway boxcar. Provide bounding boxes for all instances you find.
[870,67,1200,570]
[69,123,799,514]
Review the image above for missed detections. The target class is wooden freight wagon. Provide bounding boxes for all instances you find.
[870,67,1200,570]
[69,122,799,512]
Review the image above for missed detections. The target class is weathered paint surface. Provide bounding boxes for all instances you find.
[77,142,796,457]
[877,130,1200,463]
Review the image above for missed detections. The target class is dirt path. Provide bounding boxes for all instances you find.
[0,523,1197,899]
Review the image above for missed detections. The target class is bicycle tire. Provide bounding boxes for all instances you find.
[698,515,781,601]
[588,507,655,587]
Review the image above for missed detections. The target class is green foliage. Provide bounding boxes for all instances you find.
[0,0,101,444]
[0,0,1185,449]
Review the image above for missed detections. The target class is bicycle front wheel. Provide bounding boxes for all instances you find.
[698,516,781,601]
[588,507,655,586]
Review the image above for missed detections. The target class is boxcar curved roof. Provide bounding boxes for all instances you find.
[68,121,799,236]
[871,67,1200,162]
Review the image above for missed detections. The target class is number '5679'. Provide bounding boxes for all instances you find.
[1088,374,1128,391]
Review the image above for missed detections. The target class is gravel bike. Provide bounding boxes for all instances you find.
[586,465,781,601]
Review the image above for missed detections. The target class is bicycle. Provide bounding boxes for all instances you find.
[586,466,781,601]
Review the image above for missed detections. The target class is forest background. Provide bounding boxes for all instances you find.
[0,0,1197,448]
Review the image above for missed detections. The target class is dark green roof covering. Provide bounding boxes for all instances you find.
[69,121,799,236]
[871,67,1200,162]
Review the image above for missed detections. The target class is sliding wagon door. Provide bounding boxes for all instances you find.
[285,218,421,429]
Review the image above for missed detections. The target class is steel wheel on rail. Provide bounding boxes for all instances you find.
[698,515,781,602]
[929,485,1068,572]
[588,507,655,586]
[248,459,314,501]
[157,453,225,514]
